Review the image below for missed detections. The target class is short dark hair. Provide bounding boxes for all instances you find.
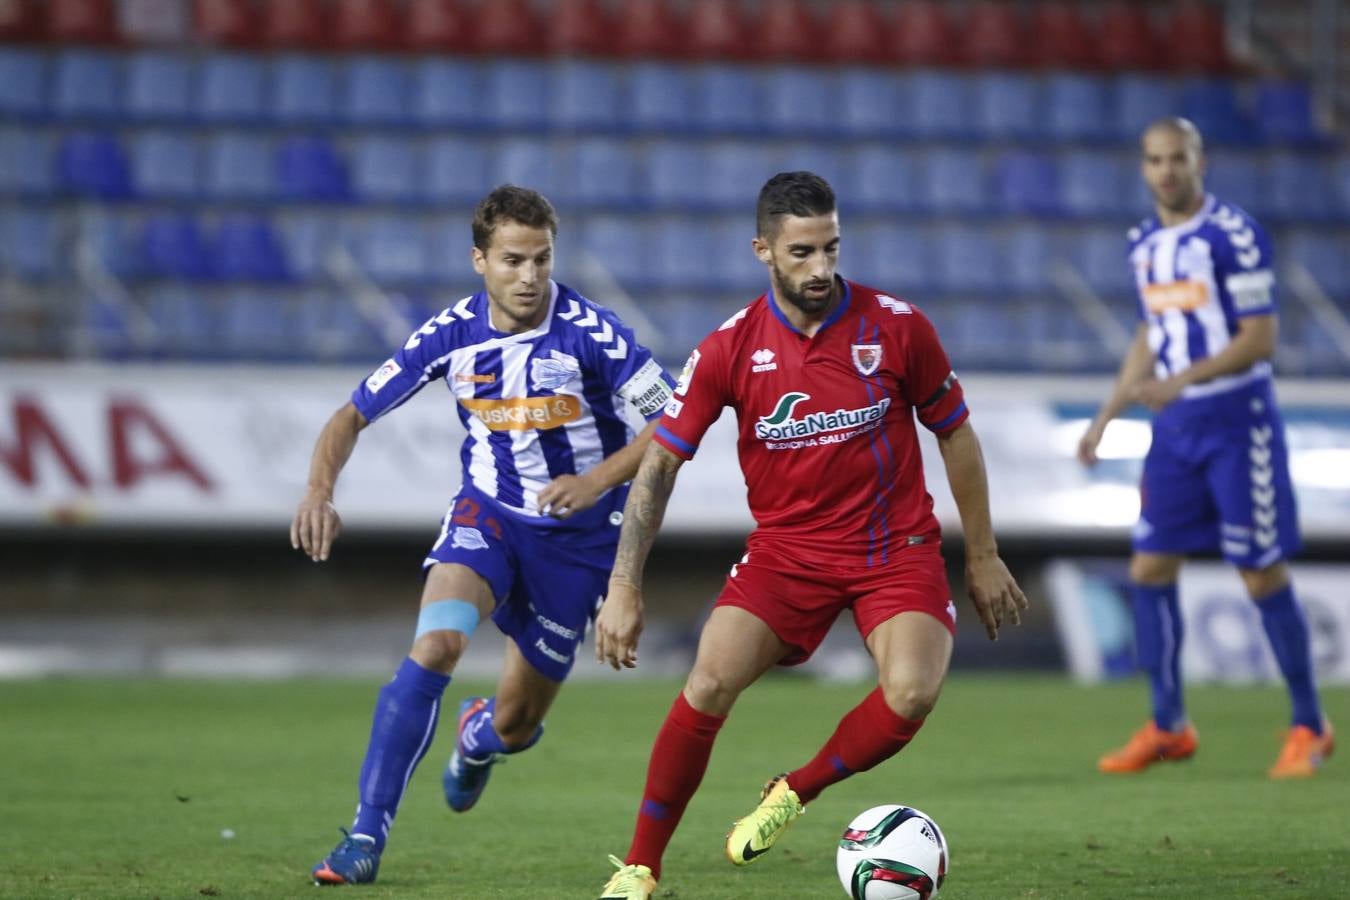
[472,185,559,251]
[756,171,836,239]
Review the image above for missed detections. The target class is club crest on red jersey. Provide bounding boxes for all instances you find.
[851,343,882,376]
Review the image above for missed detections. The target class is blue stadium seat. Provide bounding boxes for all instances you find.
[1113,74,1179,142]
[58,132,132,199]
[1266,152,1334,223]
[999,226,1054,295]
[972,72,1041,141]
[125,52,194,122]
[344,56,408,126]
[1045,74,1111,142]
[652,216,718,290]
[1335,158,1350,223]
[213,214,289,282]
[276,136,349,202]
[1255,80,1321,146]
[762,65,832,137]
[947,298,1025,369]
[581,215,651,289]
[1205,153,1267,220]
[423,137,490,206]
[423,216,479,287]
[271,55,337,124]
[146,286,218,359]
[919,148,987,214]
[276,211,335,282]
[704,142,779,211]
[0,208,60,279]
[934,226,999,294]
[0,48,46,120]
[493,137,563,203]
[692,64,762,135]
[350,135,418,204]
[410,58,480,128]
[780,142,852,204]
[203,133,275,201]
[355,216,428,285]
[131,132,200,200]
[644,140,708,210]
[627,62,691,132]
[551,60,624,131]
[848,144,921,214]
[481,60,549,130]
[142,212,213,281]
[709,218,765,293]
[198,54,266,123]
[51,49,121,121]
[75,210,142,280]
[837,68,902,138]
[1070,227,1133,296]
[0,129,56,198]
[571,138,637,209]
[1180,78,1256,145]
[1284,231,1349,297]
[1059,152,1131,218]
[851,224,934,296]
[904,71,971,140]
[221,288,299,359]
[995,151,1060,216]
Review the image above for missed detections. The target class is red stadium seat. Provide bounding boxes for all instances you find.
[547,0,613,57]
[474,0,544,56]
[892,0,957,67]
[960,0,1026,67]
[333,0,401,51]
[1098,1,1160,70]
[261,0,327,50]
[1162,0,1230,72]
[1028,1,1101,70]
[0,0,43,42]
[47,0,118,44]
[824,0,896,65]
[685,0,748,61]
[613,0,687,59]
[404,0,475,53]
[194,0,259,47]
[759,0,826,63]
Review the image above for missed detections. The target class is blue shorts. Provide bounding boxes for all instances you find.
[423,482,624,682]
[1134,379,1301,569]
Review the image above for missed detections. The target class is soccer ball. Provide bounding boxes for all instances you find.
[836,805,949,900]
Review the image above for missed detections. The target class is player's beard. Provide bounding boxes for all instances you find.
[772,267,835,316]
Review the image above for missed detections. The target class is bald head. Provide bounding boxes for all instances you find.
[1140,117,1206,222]
[1142,116,1204,156]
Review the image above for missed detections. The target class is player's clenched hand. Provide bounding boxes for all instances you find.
[538,472,603,520]
[290,490,342,562]
[595,580,644,671]
[1076,422,1105,466]
[966,553,1028,642]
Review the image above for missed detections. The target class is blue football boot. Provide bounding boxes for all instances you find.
[312,828,380,885]
[443,696,501,812]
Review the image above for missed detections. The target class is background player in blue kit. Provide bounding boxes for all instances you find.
[1078,118,1333,779]
[291,185,675,885]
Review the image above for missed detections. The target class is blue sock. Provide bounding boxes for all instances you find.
[351,657,452,850]
[1131,583,1185,731]
[1256,584,1323,734]
[459,696,543,760]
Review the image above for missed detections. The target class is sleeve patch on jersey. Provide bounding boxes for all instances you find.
[1226,270,1275,311]
[918,371,957,410]
[673,348,701,397]
[365,358,402,394]
[618,358,675,417]
[718,307,750,331]
[664,397,684,419]
[876,294,912,315]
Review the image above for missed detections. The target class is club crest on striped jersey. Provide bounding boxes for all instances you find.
[851,343,882,376]
[531,350,580,391]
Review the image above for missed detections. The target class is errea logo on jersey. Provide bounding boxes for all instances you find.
[754,391,891,445]
[750,348,777,373]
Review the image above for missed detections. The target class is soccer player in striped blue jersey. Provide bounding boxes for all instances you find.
[292,186,675,885]
[1079,118,1333,779]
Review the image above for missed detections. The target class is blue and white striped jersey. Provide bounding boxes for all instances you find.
[351,281,674,520]
[1128,193,1277,401]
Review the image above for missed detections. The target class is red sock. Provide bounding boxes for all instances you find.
[787,687,924,804]
[625,693,725,880]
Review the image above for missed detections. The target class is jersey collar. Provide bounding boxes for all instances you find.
[767,276,852,338]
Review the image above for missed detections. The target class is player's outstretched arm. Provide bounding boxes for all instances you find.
[936,421,1028,641]
[595,442,683,670]
[538,420,661,519]
[1078,324,1152,465]
[290,402,368,562]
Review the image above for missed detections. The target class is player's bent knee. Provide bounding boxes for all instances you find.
[879,681,941,720]
[1129,553,1181,585]
[410,599,481,671]
[683,669,743,717]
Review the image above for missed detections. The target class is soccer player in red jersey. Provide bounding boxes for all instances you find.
[594,172,1028,900]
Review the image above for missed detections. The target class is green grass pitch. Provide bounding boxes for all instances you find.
[4,674,1346,898]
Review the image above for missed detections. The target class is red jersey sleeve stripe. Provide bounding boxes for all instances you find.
[654,424,697,459]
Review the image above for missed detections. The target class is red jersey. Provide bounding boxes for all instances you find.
[654,279,968,565]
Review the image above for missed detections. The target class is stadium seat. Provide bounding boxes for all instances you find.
[708,218,767,292]
[1070,227,1133,296]
[891,0,957,67]
[550,60,624,131]
[627,62,691,131]
[1266,153,1334,224]
[0,208,60,279]
[131,132,200,200]
[1098,1,1161,70]
[193,0,259,47]
[1335,158,1350,223]
[141,212,214,281]
[198,53,266,122]
[213,214,289,282]
[474,0,543,56]
[999,225,1054,295]
[1204,152,1266,218]
[125,52,194,122]
[275,211,335,282]
[852,223,934,296]
[349,135,418,205]
[1180,78,1256,145]
[423,137,490,205]
[780,142,852,202]
[410,58,479,127]
[824,0,894,65]
[422,215,478,287]
[203,132,274,200]
[547,0,613,56]
[1162,0,1229,73]
[333,0,401,51]
[919,148,987,215]
[261,0,327,49]
[704,142,779,211]
[57,131,132,199]
[960,0,1026,68]
[0,49,46,120]
[581,215,651,289]
[837,68,903,138]
[572,138,637,209]
[849,144,921,214]
[146,286,218,359]
[51,49,121,120]
[685,0,748,60]
[645,140,709,210]
[762,65,833,137]
[758,0,826,63]
[947,299,1026,368]
[1058,152,1131,218]
[276,136,349,202]
[612,0,687,58]
[1284,232,1349,298]
[343,56,408,126]
[1113,74,1179,141]
[220,288,300,359]
[1254,80,1323,146]
[481,60,548,129]
[492,137,563,203]
[75,209,142,279]
[905,71,971,140]
[935,226,1000,295]
[996,151,1060,217]
[271,55,338,124]
[972,72,1041,140]
[47,0,117,44]
[1028,1,1101,70]
[0,128,56,198]
[1045,73,1111,141]
[692,64,762,134]
[651,215,718,290]
[404,0,474,53]
[355,215,428,285]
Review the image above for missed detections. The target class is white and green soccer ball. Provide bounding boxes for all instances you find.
[836,805,949,900]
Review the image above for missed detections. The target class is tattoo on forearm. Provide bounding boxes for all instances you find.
[612,447,680,582]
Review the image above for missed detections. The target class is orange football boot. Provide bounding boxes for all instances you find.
[1098,721,1198,773]
[1269,719,1335,779]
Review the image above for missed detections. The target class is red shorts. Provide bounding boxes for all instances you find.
[714,536,955,666]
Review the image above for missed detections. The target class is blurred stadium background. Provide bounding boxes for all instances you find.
[1,0,1348,693]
